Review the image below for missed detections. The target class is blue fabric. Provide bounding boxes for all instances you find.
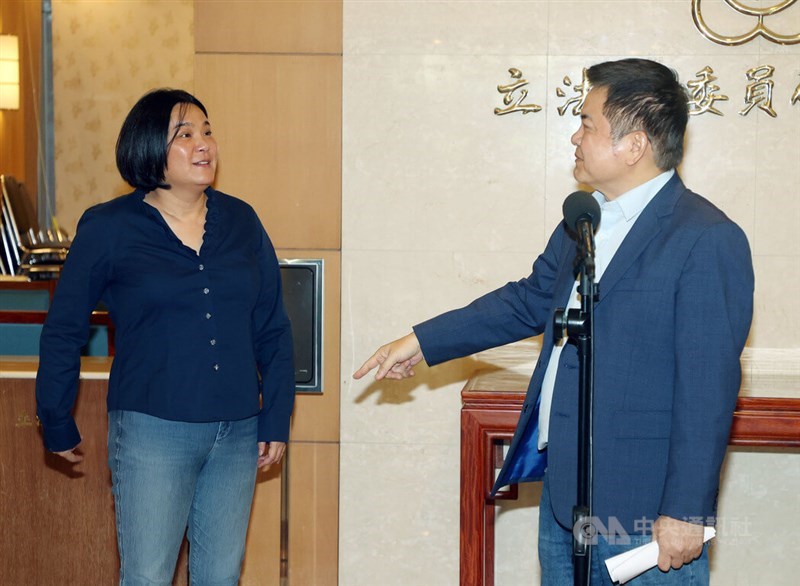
[414,174,754,533]
[108,410,258,585]
[538,473,709,585]
[36,188,295,452]
[503,392,547,483]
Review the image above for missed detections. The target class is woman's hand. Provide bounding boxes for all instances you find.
[258,441,286,470]
[52,448,84,463]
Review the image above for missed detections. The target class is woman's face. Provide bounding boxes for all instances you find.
[163,103,218,193]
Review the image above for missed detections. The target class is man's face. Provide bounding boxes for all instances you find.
[570,87,630,199]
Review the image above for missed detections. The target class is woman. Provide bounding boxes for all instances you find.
[36,89,295,584]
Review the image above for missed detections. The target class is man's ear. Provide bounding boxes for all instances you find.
[625,130,650,166]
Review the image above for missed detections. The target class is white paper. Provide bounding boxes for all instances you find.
[604,527,715,584]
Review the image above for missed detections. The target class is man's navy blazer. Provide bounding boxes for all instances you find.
[414,174,754,533]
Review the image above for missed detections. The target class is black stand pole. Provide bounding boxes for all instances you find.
[554,250,598,586]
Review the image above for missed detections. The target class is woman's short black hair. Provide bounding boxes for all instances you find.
[116,89,208,192]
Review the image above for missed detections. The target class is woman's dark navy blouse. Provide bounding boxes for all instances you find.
[36,188,295,452]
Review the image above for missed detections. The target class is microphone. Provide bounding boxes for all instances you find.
[562,191,601,269]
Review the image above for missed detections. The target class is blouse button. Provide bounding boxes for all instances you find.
[199,264,205,271]
[213,364,220,371]
[205,313,212,319]
[210,339,216,346]
[203,288,210,294]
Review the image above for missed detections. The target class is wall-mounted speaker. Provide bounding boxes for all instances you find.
[279,259,323,393]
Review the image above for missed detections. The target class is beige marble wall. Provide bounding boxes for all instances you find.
[341,1,800,585]
[52,0,195,233]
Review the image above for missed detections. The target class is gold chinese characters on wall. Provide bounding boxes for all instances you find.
[494,68,541,115]
[495,66,800,119]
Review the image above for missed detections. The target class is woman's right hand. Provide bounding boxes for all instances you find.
[53,448,84,463]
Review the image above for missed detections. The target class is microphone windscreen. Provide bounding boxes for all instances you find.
[562,191,601,231]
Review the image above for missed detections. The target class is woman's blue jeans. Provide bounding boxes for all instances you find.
[108,410,259,586]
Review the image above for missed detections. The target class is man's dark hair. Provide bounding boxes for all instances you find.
[586,59,689,170]
[116,89,208,192]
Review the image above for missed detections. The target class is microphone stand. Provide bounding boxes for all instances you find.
[554,229,598,586]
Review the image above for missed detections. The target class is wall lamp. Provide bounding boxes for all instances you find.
[0,35,20,110]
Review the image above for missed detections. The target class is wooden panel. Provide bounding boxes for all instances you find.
[0,355,113,377]
[242,249,340,580]
[0,378,117,584]
[0,377,188,585]
[195,54,342,250]
[278,248,340,442]
[240,463,284,585]
[288,441,339,586]
[195,0,342,55]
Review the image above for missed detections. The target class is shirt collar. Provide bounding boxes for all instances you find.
[593,169,674,222]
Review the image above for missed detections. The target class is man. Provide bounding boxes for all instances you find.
[354,59,753,584]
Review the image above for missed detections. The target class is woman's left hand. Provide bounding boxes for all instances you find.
[257,441,286,470]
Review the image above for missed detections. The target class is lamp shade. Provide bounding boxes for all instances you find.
[0,35,20,110]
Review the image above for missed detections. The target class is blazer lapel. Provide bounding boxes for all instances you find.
[553,229,581,307]
[595,174,684,304]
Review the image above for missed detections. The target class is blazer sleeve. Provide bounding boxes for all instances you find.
[658,221,754,523]
[414,224,567,366]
